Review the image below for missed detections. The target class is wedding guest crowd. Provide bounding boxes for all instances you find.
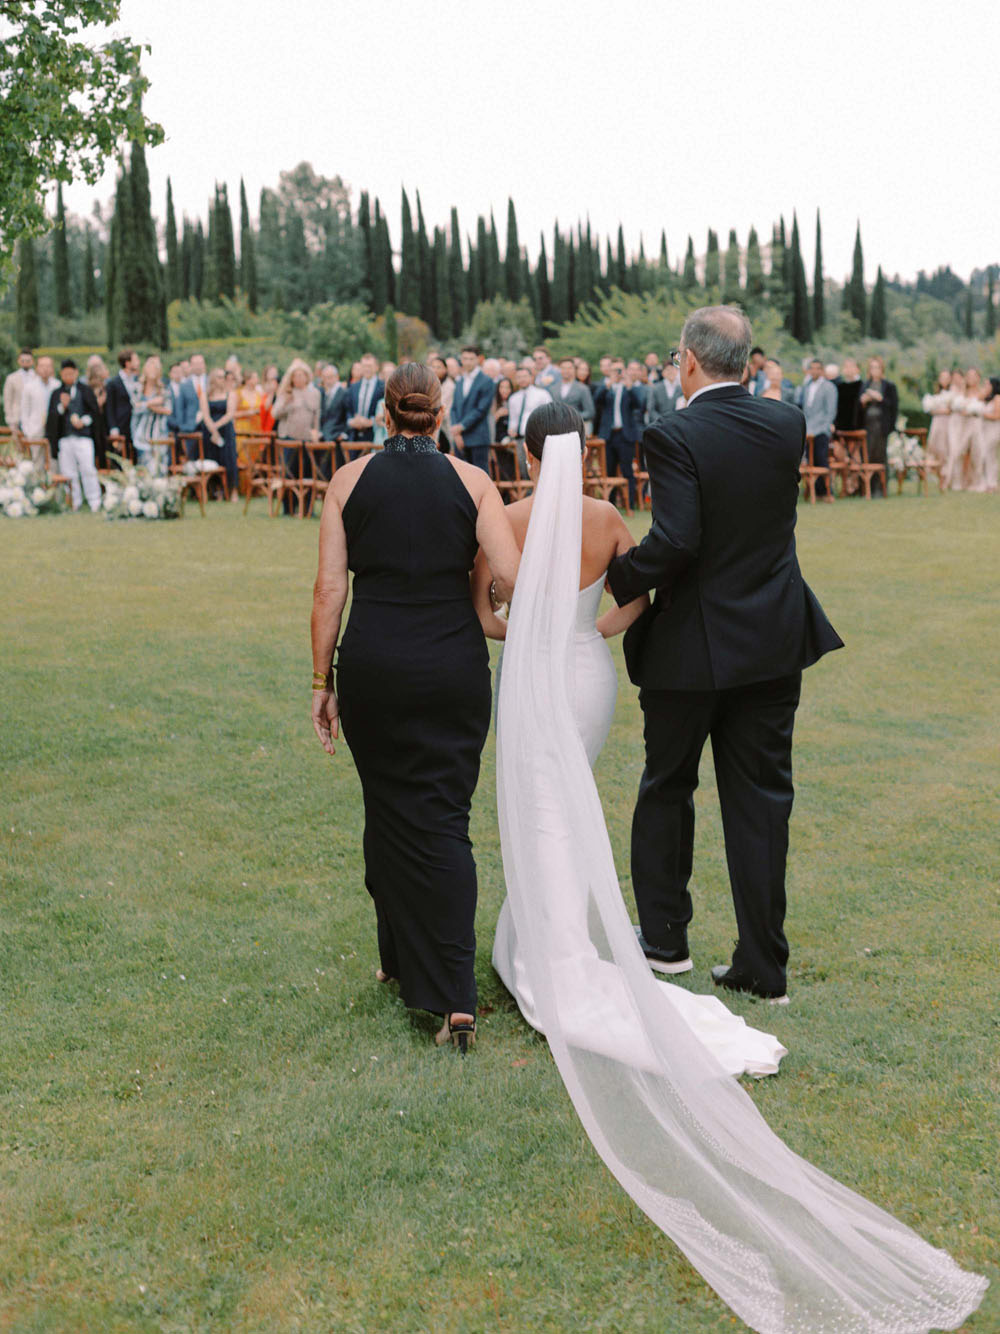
[4,341,998,509]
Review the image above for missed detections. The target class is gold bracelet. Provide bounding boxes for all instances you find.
[312,681,332,691]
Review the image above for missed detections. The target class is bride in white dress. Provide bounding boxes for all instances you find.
[473,403,788,1078]
[474,403,986,1333]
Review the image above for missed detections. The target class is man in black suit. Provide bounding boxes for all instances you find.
[45,358,105,511]
[606,307,843,1002]
[593,359,644,507]
[318,363,349,471]
[104,347,140,462]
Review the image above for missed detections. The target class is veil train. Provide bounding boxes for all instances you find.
[494,432,986,1333]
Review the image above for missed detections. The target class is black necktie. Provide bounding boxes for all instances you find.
[517,394,528,436]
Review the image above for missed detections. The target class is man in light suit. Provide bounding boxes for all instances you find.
[345,352,384,443]
[3,348,36,439]
[166,360,200,461]
[450,344,495,471]
[799,358,838,501]
[532,345,560,394]
[647,361,685,421]
[549,356,595,421]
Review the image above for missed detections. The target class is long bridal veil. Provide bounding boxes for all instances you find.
[494,432,986,1334]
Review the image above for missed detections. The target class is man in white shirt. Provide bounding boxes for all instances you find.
[3,348,36,440]
[506,366,551,441]
[19,355,59,466]
[45,359,102,511]
[551,356,595,421]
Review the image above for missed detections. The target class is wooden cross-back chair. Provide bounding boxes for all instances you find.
[168,435,209,515]
[489,443,534,502]
[800,434,832,504]
[583,437,630,512]
[240,433,278,513]
[303,442,338,516]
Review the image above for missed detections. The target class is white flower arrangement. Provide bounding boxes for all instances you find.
[100,454,183,521]
[0,458,65,518]
[922,392,952,414]
[887,431,926,470]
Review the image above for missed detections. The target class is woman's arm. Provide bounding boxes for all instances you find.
[310,488,350,755]
[210,391,239,431]
[272,390,292,422]
[596,507,649,637]
[470,545,509,640]
[474,481,520,603]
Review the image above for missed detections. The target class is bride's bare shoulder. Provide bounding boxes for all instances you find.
[582,495,626,530]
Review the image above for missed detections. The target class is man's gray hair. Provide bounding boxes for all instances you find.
[680,305,752,379]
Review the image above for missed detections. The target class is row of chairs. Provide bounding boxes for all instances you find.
[800,427,941,503]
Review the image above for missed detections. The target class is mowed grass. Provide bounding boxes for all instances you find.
[1,489,997,1333]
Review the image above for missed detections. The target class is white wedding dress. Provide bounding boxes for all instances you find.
[494,433,986,1334]
[492,574,789,1078]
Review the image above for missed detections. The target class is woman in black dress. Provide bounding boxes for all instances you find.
[859,356,898,498]
[310,363,520,1052]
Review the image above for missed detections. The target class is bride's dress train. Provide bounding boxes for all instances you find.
[494,432,986,1333]
[492,574,788,1078]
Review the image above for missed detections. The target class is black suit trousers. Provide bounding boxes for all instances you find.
[631,671,801,992]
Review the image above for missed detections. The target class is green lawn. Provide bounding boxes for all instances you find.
[1,490,997,1332]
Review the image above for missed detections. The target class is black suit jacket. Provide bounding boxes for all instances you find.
[606,384,843,691]
[319,384,349,441]
[104,373,134,439]
[45,381,109,467]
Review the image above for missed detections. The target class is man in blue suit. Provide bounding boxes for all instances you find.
[345,352,384,443]
[593,359,644,506]
[166,360,201,460]
[450,344,495,471]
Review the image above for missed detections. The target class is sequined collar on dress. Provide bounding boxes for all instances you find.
[383,434,439,455]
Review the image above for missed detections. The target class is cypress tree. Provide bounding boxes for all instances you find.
[371,199,392,312]
[15,236,41,346]
[399,188,419,315]
[745,226,763,299]
[537,233,552,326]
[475,215,489,305]
[165,177,180,303]
[239,178,258,312]
[83,226,98,312]
[551,226,568,325]
[505,198,521,302]
[567,233,577,319]
[433,226,450,338]
[522,253,538,326]
[705,229,720,290]
[105,166,127,346]
[789,212,811,342]
[602,237,613,293]
[986,270,997,338]
[768,223,787,319]
[812,209,824,331]
[615,224,627,290]
[284,210,308,309]
[486,210,501,299]
[126,141,166,344]
[578,220,594,302]
[215,183,237,299]
[658,230,670,289]
[53,183,72,317]
[357,190,373,308]
[630,236,646,295]
[682,236,697,290]
[465,234,477,320]
[192,220,205,301]
[448,207,466,337]
[723,229,741,304]
[870,266,888,339]
[203,193,219,302]
[779,216,791,301]
[963,286,973,338]
[257,187,283,307]
[180,218,192,300]
[416,192,433,325]
[384,305,398,362]
[848,222,866,331]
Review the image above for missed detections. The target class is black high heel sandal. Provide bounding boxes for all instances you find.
[435,1013,476,1055]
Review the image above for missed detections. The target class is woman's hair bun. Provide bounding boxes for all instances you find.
[385,363,442,432]
[398,392,431,411]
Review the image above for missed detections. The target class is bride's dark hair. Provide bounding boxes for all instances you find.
[524,401,586,459]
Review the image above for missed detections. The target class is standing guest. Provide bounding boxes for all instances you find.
[800,357,837,501]
[225,354,243,383]
[131,355,171,474]
[974,377,1000,493]
[3,348,35,439]
[574,359,595,433]
[168,360,201,458]
[345,352,384,443]
[644,351,663,383]
[45,359,102,511]
[188,353,208,400]
[859,357,897,497]
[309,362,520,1051]
[445,354,461,383]
[493,376,513,443]
[834,357,863,431]
[760,358,795,403]
[922,369,954,471]
[450,344,495,471]
[532,345,560,393]
[318,363,349,468]
[372,362,397,447]
[824,362,840,381]
[104,348,140,460]
[235,370,263,436]
[85,354,110,421]
[259,367,280,435]
[274,358,320,514]
[199,367,240,500]
[19,355,59,467]
[428,353,454,451]
[550,356,595,421]
[594,354,613,390]
[505,365,551,448]
[500,357,519,384]
[483,357,502,384]
[593,359,643,507]
[647,358,685,420]
[746,346,768,395]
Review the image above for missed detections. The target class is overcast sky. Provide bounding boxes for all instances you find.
[60,0,1000,284]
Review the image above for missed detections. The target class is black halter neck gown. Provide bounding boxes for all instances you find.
[337,437,491,1015]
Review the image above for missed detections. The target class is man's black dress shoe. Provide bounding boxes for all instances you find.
[635,925,693,975]
[711,964,788,1005]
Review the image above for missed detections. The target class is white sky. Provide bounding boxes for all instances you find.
[60,0,1000,284]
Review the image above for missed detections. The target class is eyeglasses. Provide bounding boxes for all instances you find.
[668,349,682,368]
